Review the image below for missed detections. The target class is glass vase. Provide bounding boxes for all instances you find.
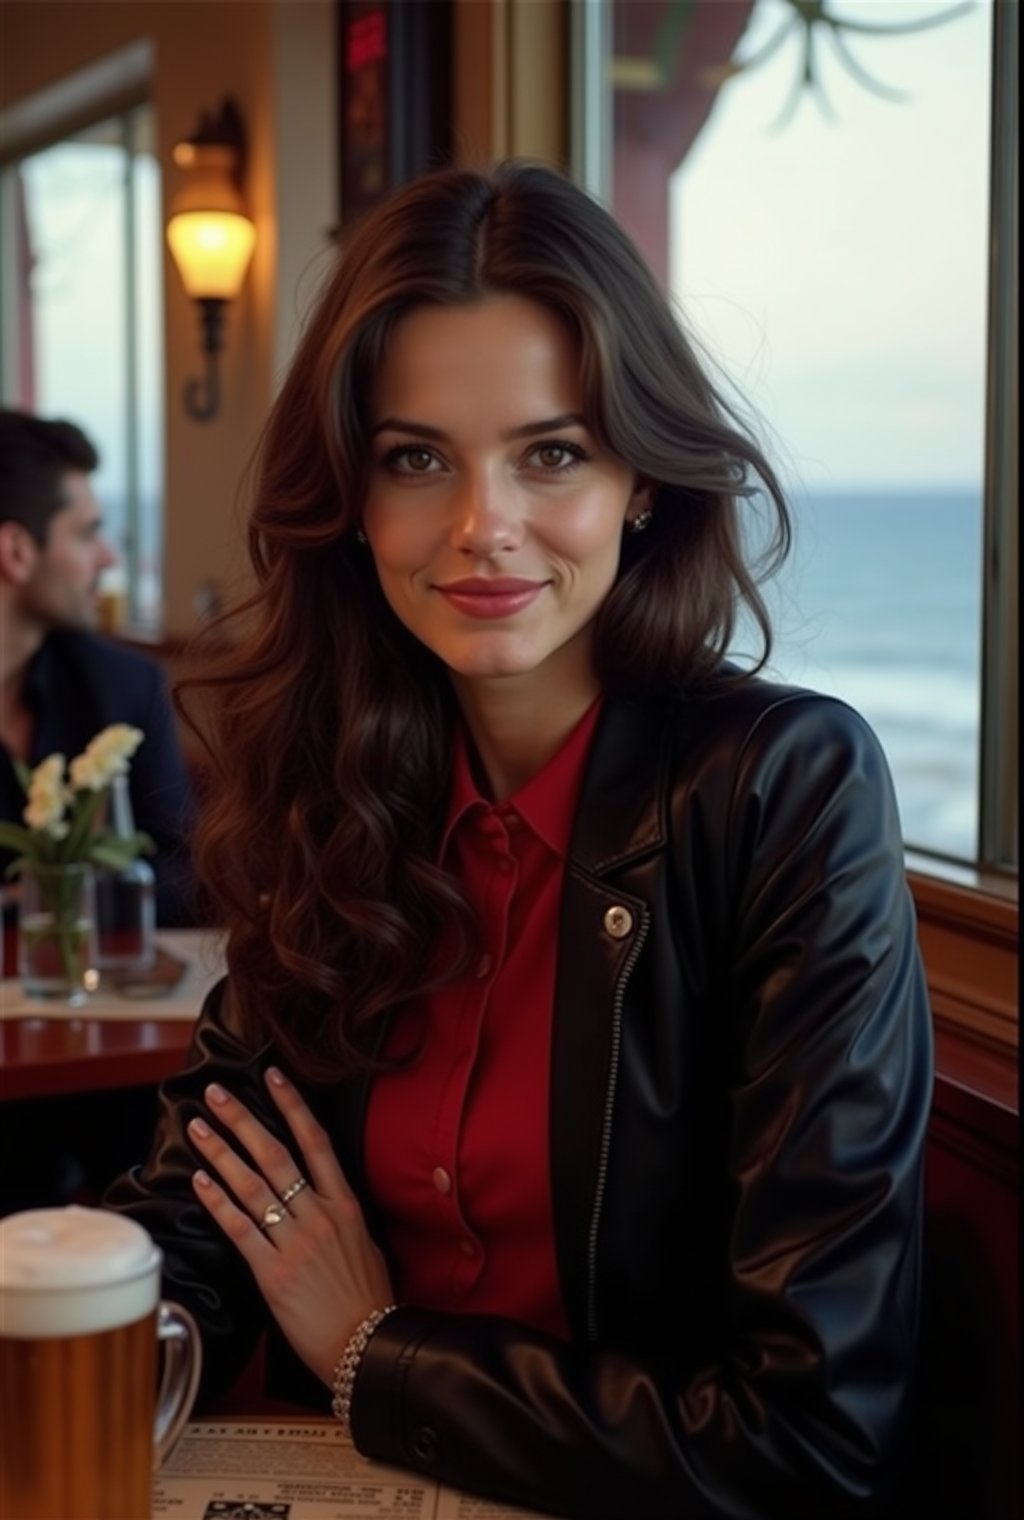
[17,863,99,1006]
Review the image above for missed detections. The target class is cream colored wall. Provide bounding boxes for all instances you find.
[452,0,567,168]
[1,0,336,637]
[270,2,338,394]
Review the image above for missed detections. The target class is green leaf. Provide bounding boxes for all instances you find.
[0,821,35,853]
[56,787,107,863]
[87,842,134,870]
[36,832,59,866]
[87,826,155,870]
[13,759,33,794]
[90,826,155,860]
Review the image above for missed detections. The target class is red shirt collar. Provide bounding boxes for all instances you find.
[442,698,603,860]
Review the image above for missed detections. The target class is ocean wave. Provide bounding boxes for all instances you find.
[762,660,980,735]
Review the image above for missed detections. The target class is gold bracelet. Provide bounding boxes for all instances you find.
[330,1305,397,1436]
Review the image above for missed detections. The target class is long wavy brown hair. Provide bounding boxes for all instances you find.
[181,160,791,1081]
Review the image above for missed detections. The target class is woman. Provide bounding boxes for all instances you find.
[109,161,932,1519]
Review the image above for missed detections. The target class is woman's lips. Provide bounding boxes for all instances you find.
[435,578,548,619]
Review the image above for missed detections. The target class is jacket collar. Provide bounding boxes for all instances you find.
[566,695,671,879]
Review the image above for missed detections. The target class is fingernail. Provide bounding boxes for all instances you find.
[194,1169,212,1188]
[266,1067,287,1087]
[189,1117,212,1138]
[206,1083,229,1105]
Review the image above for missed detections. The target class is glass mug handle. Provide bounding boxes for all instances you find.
[154,1300,202,1467]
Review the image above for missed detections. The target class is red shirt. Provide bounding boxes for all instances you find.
[363,701,603,1341]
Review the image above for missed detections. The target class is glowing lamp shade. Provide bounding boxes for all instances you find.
[167,99,253,421]
[166,210,255,300]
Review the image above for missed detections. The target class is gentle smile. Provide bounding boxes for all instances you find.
[434,578,550,619]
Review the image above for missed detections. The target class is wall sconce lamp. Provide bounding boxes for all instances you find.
[166,98,256,422]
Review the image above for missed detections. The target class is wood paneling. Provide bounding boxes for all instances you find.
[910,870,1018,1060]
[895,862,1019,1520]
[894,1111,1020,1519]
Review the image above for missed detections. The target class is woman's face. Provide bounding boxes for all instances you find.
[362,295,647,699]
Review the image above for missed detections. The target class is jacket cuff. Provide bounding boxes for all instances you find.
[349,1306,449,1468]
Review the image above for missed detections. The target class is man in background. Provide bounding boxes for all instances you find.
[0,408,195,926]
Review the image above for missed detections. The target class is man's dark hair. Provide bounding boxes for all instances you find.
[0,409,99,544]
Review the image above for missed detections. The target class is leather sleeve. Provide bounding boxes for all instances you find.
[351,695,933,1519]
[104,980,278,1401]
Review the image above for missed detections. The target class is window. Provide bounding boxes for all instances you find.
[573,0,1017,875]
[1,101,164,631]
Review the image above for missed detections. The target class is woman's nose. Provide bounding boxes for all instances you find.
[449,472,523,555]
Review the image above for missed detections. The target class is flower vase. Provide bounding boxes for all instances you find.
[18,863,99,1006]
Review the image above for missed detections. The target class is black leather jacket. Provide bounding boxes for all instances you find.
[107,679,933,1519]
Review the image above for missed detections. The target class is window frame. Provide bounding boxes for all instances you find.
[979,0,1019,874]
[0,43,162,632]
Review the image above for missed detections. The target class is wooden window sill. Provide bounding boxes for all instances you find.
[908,856,1018,1120]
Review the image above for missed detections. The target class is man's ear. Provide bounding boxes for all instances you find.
[0,521,41,585]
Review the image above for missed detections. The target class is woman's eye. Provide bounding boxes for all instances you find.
[530,441,586,471]
[385,446,440,475]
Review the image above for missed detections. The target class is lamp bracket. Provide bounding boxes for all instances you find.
[197,297,227,356]
[175,97,247,184]
[183,298,227,422]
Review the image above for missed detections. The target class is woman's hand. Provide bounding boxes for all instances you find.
[187,1067,394,1388]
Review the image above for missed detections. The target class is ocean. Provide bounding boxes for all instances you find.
[731,487,982,862]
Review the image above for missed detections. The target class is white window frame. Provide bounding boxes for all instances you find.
[0,42,161,631]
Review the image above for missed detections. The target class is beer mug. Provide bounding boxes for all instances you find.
[0,1205,202,1519]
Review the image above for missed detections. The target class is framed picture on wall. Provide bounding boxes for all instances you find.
[337,0,452,230]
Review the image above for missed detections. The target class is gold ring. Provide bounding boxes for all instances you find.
[262,1201,288,1229]
[280,1177,308,1206]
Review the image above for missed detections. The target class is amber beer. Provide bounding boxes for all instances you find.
[0,1206,201,1519]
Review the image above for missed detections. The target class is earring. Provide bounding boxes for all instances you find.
[355,528,368,545]
[626,508,653,535]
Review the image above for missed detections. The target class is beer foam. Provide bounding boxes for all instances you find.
[0,1207,162,1337]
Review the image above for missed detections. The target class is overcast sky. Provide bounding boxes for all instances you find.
[669,0,992,491]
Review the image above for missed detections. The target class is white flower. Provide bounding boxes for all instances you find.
[23,753,70,835]
[68,725,144,792]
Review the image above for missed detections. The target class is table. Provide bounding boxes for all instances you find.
[0,930,223,1102]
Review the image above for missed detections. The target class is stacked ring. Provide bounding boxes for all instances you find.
[280,1176,309,1206]
[262,1201,288,1229]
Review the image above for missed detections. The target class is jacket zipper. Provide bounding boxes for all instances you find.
[585,911,649,1341]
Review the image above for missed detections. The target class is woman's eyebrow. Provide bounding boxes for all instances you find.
[505,414,587,440]
[371,417,446,441]
[370,412,587,442]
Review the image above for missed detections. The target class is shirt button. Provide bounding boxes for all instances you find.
[432,1166,452,1195]
[475,953,493,979]
[459,1238,477,1257]
[603,904,634,939]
